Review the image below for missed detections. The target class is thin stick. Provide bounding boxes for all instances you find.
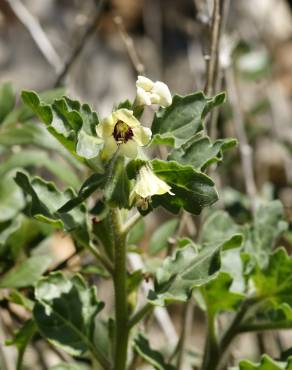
[225,67,257,214]
[204,0,222,97]
[6,0,63,72]
[113,16,145,75]
[54,0,107,87]
[176,301,194,370]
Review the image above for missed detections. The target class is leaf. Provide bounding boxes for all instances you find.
[148,234,243,305]
[199,272,244,316]
[127,159,218,214]
[168,134,237,170]
[128,219,145,245]
[0,255,52,288]
[33,272,105,358]
[151,160,218,214]
[149,219,178,255]
[133,333,175,370]
[49,363,90,370]
[21,91,102,161]
[2,87,65,126]
[6,319,36,370]
[235,354,291,370]
[151,91,225,148]
[58,173,105,213]
[15,171,87,232]
[201,210,242,245]
[0,149,80,188]
[0,171,25,222]
[244,201,287,267]
[8,290,34,311]
[251,248,292,309]
[0,82,16,123]
[0,216,22,249]
[0,123,82,169]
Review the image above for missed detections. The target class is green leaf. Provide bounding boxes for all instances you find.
[128,219,145,245]
[0,255,52,288]
[133,333,175,370]
[251,248,292,309]
[0,216,22,250]
[58,173,105,213]
[151,91,225,148]
[6,319,36,370]
[148,234,243,305]
[0,149,80,188]
[33,272,105,359]
[21,91,103,161]
[49,365,84,370]
[8,290,34,311]
[15,171,87,232]
[127,159,218,214]
[168,134,237,170]
[0,82,16,123]
[151,160,218,214]
[201,210,243,244]
[0,171,25,222]
[235,354,291,369]
[199,272,244,316]
[0,123,82,169]
[149,219,178,255]
[2,87,65,126]
[244,201,287,267]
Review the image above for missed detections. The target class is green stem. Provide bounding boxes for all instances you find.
[111,209,129,370]
[202,310,219,370]
[239,321,292,333]
[128,302,153,329]
[121,212,142,236]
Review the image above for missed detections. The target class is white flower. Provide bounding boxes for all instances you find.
[136,76,172,107]
[130,165,174,209]
[96,108,151,160]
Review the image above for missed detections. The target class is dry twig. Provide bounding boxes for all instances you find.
[6,0,63,72]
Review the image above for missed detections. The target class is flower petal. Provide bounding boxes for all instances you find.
[136,86,152,106]
[102,136,118,159]
[132,126,152,146]
[97,114,116,138]
[152,81,172,107]
[132,165,174,199]
[136,76,154,91]
[114,109,141,128]
[120,140,138,158]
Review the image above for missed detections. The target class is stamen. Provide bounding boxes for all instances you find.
[113,120,134,143]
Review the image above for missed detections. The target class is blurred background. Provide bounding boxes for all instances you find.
[0,0,292,369]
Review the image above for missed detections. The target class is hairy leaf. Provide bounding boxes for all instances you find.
[0,255,52,288]
[168,134,236,170]
[151,91,225,147]
[148,234,243,305]
[134,334,175,370]
[34,272,105,358]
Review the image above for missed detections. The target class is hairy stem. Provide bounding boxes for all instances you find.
[111,209,129,370]
[202,311,219,370]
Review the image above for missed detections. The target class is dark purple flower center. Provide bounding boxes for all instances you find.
[113,120,134,143]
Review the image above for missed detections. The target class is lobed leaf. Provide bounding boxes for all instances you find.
[151,91,225,148]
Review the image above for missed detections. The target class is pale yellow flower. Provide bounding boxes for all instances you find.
[130,165,174,209]
[96,109,151,159]
[136,76,172,107]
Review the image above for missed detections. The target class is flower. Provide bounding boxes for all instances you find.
[130,164,174,209]
[136,76,172,107]
[96,108,151,159]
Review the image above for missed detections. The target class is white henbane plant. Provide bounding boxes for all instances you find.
[0,77,288,370]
